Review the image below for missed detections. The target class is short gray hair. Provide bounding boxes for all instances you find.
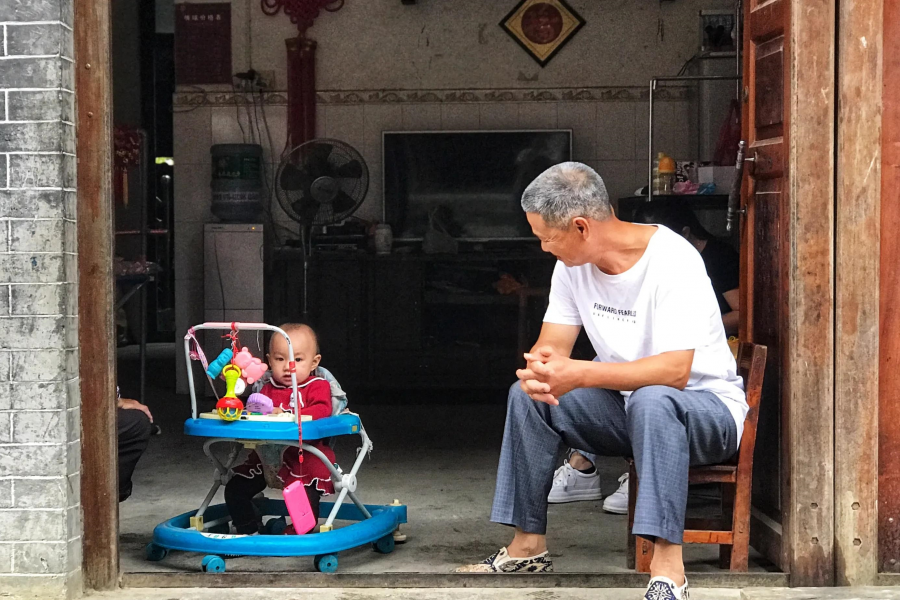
[520,162,612,228]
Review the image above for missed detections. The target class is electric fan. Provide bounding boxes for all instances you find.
[274,138,369,316]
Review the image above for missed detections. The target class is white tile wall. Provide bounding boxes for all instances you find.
[557,102,597,162]
[401,104,441,130]
[325,105,366,152]
[479,103,519,130]
[518,103,558,130]
[597,103,637,161]
[440,104,480,130]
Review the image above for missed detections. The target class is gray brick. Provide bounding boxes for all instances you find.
[9,153,75,189]
[66,534,80,572]
[0,352,9,381]
[11,284,66,315]
[63,253,75,285]
[0,316,67,350]
[13,478,65,509]
[0,510,65,542]
[10,219,65,253]
[0,0,67,21]
[63,191,74,220]
[0,155,7,189]
[65,473,77,508]
[65,497,78,534]
[0,254,64,283]
[0,544,11,573]
[13,411,64,443]
[64,406,76,443]
[0,191,65,219]
[0,221,6,253]
[65,440,78,477]
[0,383,8,410]
[0,122,71,153]
[0,481,11,508]
[0,445,64,477]
[64,282,75,317]
[63,219,74,254]
[6,24,63,57]
[0,93,5,122]
[0,285,8,315]
[10,382,66,410]
[7,91,73,123]
[63,315,76,349]
[0,413,10,442]
[63,350,76,380]
[11,350,65,381]
[13,542,66,574]
[65,376,78,409]
[0,57,68,89]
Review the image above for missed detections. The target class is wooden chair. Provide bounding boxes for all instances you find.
[626,342,768,572]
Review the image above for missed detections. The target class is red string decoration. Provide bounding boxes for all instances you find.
[113,126,142,206]
[260,0,344,35]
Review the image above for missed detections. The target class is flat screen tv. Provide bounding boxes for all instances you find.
[383,130,572,241]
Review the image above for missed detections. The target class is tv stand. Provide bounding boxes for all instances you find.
[266,247,556,391]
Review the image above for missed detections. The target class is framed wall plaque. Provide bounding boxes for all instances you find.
[175,3,233,85]
[500,0,585,67]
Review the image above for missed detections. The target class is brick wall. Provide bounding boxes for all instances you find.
[0,1,82,598]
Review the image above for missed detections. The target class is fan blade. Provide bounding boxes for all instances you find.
[292,198,321,224]
[280,163,313,192]
[303,143,334,178]
[314,202,335,225]
[333,159,364,179]
[332,189,357,215]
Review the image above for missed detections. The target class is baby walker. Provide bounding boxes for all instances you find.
[145,322,407,573]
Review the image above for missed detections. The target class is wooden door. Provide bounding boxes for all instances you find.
[741,0,836,586]
[881,0,900,576]
[740,0,790,571]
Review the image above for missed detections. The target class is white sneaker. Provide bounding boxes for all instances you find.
[644,575,689,599]
[602,472,629,514]
[547,460,602,503]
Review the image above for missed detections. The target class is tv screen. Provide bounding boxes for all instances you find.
[383,130,572,240]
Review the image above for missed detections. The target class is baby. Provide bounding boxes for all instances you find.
[224,323,335,535]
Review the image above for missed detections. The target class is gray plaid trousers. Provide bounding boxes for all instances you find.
[490,383,737,544]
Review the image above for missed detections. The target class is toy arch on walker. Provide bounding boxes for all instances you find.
[146,322,408,573]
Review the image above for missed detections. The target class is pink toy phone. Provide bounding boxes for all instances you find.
[283,480,317,535]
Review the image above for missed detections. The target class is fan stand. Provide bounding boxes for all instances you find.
[300,224,313,320]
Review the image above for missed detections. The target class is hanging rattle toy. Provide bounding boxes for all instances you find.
[213,323,250,422]
[216,364,245,421]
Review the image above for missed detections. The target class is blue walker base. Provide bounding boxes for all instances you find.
[147,497,407,572]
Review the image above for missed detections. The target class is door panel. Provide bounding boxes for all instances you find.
[748,178,784,520]
[741,0,789,569]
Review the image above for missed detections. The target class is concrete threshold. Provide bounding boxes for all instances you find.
[120,571,789,589]
[87,587,900,600]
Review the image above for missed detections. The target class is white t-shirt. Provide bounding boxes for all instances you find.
[543,225,747,448]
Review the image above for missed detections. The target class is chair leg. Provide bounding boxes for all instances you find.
[636,536,653,573]
[626,460,638,570]
[730,480,751,571]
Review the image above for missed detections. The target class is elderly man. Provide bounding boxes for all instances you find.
[459,163,745,600]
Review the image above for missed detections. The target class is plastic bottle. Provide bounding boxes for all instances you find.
[652,152,664,194]
[658,154,676,195]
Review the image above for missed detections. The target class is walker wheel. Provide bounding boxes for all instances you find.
[265,517,288,536]
[373,534,395,554]
[145,543,168,562]
[201,555,226,573]
[314,553,339,573]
